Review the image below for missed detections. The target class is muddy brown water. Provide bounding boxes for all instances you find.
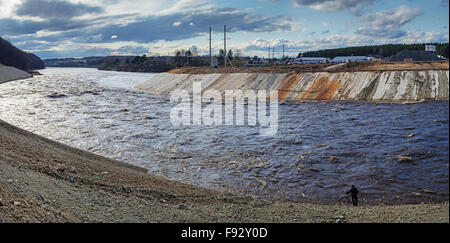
[0,68,448,205]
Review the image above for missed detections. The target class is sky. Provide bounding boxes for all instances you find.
[0,0,449,59]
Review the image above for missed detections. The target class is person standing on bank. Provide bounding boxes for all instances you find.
[347,185,359,206]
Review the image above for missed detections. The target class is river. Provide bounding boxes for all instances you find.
[0,67,448,205]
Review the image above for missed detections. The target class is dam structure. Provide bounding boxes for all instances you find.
[137,69,449,101]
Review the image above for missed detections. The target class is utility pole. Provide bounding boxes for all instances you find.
[224,25,227,68]
[209,26,212,67]
[282,44,285,61]
[268,45,271,63]
[272,46,275,61]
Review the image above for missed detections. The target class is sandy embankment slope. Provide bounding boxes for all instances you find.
[140,61,449,101]
[0,119,448,223]
[0,64,32,84]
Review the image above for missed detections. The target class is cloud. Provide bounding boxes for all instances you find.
[0,18,91,36]
[36,46,114,58]
[3,0,447,59]
[240,30,448,57]
[3,3,294,43]
[291,0,374,14]
[89,34,103,42]
[113,45,149,55]
[356,6,421,38]
[16,0,103,19]
[172,21,182,27]
[2,1,296,58]
[71,5,295,43]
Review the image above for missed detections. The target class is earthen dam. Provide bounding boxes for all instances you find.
[137,63,449,101]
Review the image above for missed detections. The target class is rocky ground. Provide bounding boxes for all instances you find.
[169,61,449,74]
[0,119,448,223]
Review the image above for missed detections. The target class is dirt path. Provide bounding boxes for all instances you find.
[0,119,448,223]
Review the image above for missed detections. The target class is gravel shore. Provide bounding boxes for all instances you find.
[0,119,448,223]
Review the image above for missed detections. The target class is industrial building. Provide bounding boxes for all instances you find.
[294,57,329,64]
[330,56,374,63]
[389,45,442,62]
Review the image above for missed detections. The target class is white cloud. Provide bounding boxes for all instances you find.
[238,30,448,57]
[356,6,421,38]
[172,21,182,27]
[291,0,374,14]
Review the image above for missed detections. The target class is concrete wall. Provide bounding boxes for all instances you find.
[0,65,32,84]
[136,70,449,101]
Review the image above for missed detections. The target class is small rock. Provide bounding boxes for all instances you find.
[47,92,67,98]
[254,179,267,187]
[397,156,414,164]
[13,201,21,206]
[177,204,188,210]
[334,216,345,223]
[328,156,339,162]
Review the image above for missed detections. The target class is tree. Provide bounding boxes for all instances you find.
[185,50,192,65]
[235,49,242,61]
[191,47,198,56]
[227,50,233,61]
[174,50,185,67]
[217,49,225,66]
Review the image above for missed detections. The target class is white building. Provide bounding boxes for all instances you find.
[330,56,373,63]
[425,45,436,52]
[294,57,329,64]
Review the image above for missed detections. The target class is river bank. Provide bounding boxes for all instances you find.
[0,119,448,223]
[0,65,32,84]
[0,68,448,223]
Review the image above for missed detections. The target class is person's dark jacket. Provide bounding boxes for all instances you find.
[347,186,359,197]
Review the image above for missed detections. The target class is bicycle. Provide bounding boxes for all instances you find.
[338,195,365,206]
[338,195,352,206]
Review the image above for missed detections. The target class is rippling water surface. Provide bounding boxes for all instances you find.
[0,68,448,204]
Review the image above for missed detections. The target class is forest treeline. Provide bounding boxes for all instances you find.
[0,37,45,70]
[301,43,449,59]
